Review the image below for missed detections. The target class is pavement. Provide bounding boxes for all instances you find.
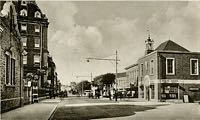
[1,98,61,120]
[93,103,200,120]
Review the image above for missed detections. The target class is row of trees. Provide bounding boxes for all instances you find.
[74,73,116,95]
[92,73,115,90]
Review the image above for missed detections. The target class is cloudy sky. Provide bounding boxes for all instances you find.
[37,1,200,85]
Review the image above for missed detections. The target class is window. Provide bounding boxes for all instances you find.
[190,59,199,75]
[35,11,41,18]
[5,54,10,84]
[34,55,40,64]
[20,9,27,16]
[5,52,15,85]
[140,63,144,76]
[150,60,154,75]
[166,58,175,75]
[21,37,27,47]
[34,37,40,48]
[11,58,15,85]
[23,56,27,64]
[35,24,40,33]
[145,61,148,71]
[21,23,27,31]
[21,0,27,6]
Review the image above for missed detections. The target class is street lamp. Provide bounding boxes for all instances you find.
[86,50,119,101]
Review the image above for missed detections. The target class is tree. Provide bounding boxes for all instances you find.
[102,73,115,86]
[75,80,91,94]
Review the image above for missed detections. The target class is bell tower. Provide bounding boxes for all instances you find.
[145,30,154,55]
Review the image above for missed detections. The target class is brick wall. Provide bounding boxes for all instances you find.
[0,18,24,112]
[158,52,200,80]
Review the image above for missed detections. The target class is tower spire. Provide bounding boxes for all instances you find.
[145,28,154,55]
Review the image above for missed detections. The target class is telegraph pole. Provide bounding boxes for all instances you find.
[115,50,118,102]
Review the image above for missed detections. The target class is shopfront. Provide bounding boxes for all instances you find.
[161,83,178,99]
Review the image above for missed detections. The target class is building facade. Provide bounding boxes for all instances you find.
[125,64,138,97]
[116,72,127,91]
[0,1,24,112]
[138,37,200,102]
[14,0,49,102]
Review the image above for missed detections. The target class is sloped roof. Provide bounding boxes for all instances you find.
[117,72,126,78]
[155,40,189,52]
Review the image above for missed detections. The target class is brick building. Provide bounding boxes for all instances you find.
[0,1,24,112]
[137,36,200,102]
[14,0,49,102]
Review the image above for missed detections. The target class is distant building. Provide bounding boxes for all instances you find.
[138,36,200,102]
[116,72,127,91]
[125,64,138,97]
[0,1,23,112]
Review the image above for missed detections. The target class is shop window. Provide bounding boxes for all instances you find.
[20,9,27,16]
[21,37,27,47]
[190,59,199,75]
[166,58,175,75]
[21,23,27,31]
[35,11,41,18]
[35,24,40,33]
[150,59,154,75]
[23,55,27,64]
[34,37,40,48]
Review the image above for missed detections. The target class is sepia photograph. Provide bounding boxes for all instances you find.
[0,0,200,120]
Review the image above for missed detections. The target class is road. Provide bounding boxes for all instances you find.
[50,97,200,120]
[2,97,200,120]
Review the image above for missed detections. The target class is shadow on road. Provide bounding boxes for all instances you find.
[50,104,164,120]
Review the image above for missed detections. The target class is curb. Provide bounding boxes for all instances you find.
[48,99,62,120]
[48,104,58,120]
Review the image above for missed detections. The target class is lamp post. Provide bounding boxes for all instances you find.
[86,50,119,101]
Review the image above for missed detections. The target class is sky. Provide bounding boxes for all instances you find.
[37,1,200,85]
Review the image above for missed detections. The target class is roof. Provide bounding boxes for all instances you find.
[117,72,126,78]
[125,64,138,70]
[155,40,190,52]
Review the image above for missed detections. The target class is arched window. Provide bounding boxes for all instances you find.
[20,9,27,16]
[35,11,41,18]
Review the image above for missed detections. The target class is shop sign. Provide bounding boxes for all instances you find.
[189,87,199,91]
[161,79,178,83]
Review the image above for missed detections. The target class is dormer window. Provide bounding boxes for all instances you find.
[35,11,41,18]
[20,9,27,16]
[21,0,27,6]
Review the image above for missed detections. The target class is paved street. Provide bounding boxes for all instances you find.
[50,97,200,120]
[1,97,200,120]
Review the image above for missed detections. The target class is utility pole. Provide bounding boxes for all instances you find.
[86,51,119,102]
[115,50,118,102]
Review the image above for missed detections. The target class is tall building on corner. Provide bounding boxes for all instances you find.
[14,0,49,102]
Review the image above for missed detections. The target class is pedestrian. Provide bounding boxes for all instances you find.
[109,90,112,100]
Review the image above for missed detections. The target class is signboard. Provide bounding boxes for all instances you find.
[183,95,189,103]
[189,88,199,91]
[161,79,178,83]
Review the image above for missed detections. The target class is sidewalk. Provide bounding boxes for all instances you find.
[1,98,61,120]
[93,103,200,120]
